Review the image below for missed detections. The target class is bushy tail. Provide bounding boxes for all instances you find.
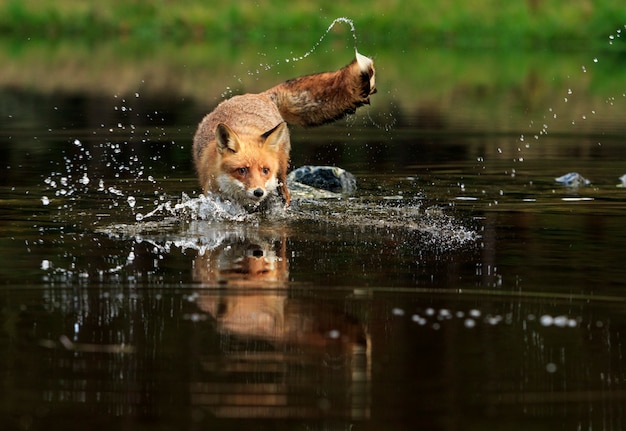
[263,51,376,127]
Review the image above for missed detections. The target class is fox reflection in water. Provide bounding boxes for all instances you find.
[193,229,289,288]
[189,226,370,418]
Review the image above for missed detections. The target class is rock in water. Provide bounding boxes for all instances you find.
[287,166,357,194]
[554,172,590,187]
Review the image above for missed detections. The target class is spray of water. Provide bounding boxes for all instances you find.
[243,17,360,79]
[495,23,626,185]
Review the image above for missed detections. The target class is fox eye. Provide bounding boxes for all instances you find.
[236,167,248,175]
[261,167,270,175]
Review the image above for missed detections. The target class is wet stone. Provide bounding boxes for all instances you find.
[287,165,357,194]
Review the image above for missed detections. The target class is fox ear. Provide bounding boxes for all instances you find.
[215,123,240,153]
[262,122,289,151]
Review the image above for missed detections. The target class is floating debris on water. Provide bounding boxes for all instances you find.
[555,172,590,187]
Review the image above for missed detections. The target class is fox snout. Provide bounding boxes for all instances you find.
[216,174,276,205]
[250,187,267,200]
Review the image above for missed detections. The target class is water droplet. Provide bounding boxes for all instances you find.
[413,315,426,325]
[464,318,476,328]
[107,187,124,197]
[546,363,558,373]
[135,213,144,221]
[127,196,136,208]
[327,329,341,339]
[568,319,577,328]
[41,196,50,206]
[540,315,553,326]
[553,316,568,327]
[438,309,452,319]
[593,58,598,63]
[392,307,405,316]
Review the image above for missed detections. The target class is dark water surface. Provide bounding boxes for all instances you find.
[1,44,626,430]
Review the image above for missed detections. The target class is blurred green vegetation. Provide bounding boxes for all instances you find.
[2,0,626,137]
[1,0,626,48]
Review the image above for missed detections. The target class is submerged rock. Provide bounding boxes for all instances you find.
[287,165,357,194]
[555,172,590,188]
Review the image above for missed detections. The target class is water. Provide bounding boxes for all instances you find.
[2,37,626,430]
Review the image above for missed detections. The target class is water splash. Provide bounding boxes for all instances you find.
[286,17,359,63]
[42,137,151,218]
[134,192,261,223]
[244,17,362,79]
[42,138,92,202]
[107,188,478,253]
[318,17,359,55]
[498,23,626,183]
[287,197,478,251]
[41,92,173,219]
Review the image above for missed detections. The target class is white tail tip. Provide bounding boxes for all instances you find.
[356,50,373,72]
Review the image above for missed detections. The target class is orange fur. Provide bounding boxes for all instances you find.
[192,52,376,208]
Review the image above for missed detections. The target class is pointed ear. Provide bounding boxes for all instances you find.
[261,122,289,151]
[215,123,240,153]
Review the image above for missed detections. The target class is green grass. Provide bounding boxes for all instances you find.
[1,0,626,48]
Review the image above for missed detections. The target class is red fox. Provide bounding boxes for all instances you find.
[192,51,376,209]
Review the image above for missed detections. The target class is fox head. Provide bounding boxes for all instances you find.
[214,122,289,205]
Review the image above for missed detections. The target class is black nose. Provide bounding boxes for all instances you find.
[253,188,265,198]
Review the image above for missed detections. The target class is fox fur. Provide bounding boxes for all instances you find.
[192,51,376,208]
